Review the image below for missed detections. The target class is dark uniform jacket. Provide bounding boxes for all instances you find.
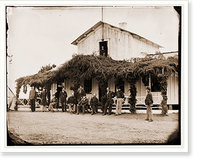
[105,91,115,103]
[116,90,124,98]
[67,96,77,104]
[90,97,98,106]
[145,93,153,105]
[59,91,67,103]
[29,89,36,100]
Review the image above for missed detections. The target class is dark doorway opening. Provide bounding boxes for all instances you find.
[84,79,92,94]
[115,78,124,93]
[56,80,64,105]
[151,76,161,92]
[99,41,108,57]
[115,78,125,93]
[99,82,108,102]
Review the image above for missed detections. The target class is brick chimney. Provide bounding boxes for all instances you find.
[119,22,127,29]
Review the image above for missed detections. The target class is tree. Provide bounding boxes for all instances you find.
[38,64,56,74]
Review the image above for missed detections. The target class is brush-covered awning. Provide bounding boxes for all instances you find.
[15,54,178,94]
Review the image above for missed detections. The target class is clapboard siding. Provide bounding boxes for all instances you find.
[77,24,159,59]
[167,71,179,104]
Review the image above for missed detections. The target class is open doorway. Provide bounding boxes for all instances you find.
[115,78,125,93]
[99,41,108,57]
[98,81,108,102]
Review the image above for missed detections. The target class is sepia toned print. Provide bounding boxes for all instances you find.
[6,5,181,146]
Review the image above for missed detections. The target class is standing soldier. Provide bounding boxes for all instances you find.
[40,87,47,112]
[59,87,67,112]
[29,86,36,112]
[145,86,154,122]
[115,86,124,116]
[103,87,115,115]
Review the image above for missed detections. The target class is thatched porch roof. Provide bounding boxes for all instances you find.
[15,53,178,96]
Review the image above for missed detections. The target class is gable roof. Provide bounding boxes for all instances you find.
[71,21,163,48]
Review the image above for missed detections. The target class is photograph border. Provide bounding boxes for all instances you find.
[0,0,188,153]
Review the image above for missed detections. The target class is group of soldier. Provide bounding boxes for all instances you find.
[50,85,124,116]
[29,85,125,116]
[29,84,154,121]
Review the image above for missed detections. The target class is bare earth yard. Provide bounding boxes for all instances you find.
[7,109,179,145]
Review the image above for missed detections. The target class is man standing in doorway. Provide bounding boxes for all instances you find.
[29,86,36,112]
[59,87,67,112]
[145,86,154,122]
[100,46,106,57]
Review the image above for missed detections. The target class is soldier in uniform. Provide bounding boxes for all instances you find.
[59,87,67,112]
[145,86,154,122]
[103,87,115,115]
[29,86,36,112]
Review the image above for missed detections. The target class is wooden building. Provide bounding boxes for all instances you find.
[71,21,162,60]
[50,21,178,107]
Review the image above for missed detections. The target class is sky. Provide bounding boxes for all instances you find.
[6,6,179,97]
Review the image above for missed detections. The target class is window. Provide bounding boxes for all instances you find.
[99,41,108,57]
[84,79,92,94]
[151,68,163,92]
[151,76,161,92]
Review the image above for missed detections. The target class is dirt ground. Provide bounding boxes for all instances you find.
[7,109,179,145]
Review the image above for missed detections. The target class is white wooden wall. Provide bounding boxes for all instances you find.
[77,24,159,60]
[51,74,178,105]
[50,83,57,100]
[167,71,179,104]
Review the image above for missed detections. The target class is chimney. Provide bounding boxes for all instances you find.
[119,22,127,29]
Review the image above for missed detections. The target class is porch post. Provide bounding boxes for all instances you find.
[149,73,151,89]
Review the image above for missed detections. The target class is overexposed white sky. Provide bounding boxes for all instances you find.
[7,6,179,96]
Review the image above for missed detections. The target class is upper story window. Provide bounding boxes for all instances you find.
[99,41,108,57]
